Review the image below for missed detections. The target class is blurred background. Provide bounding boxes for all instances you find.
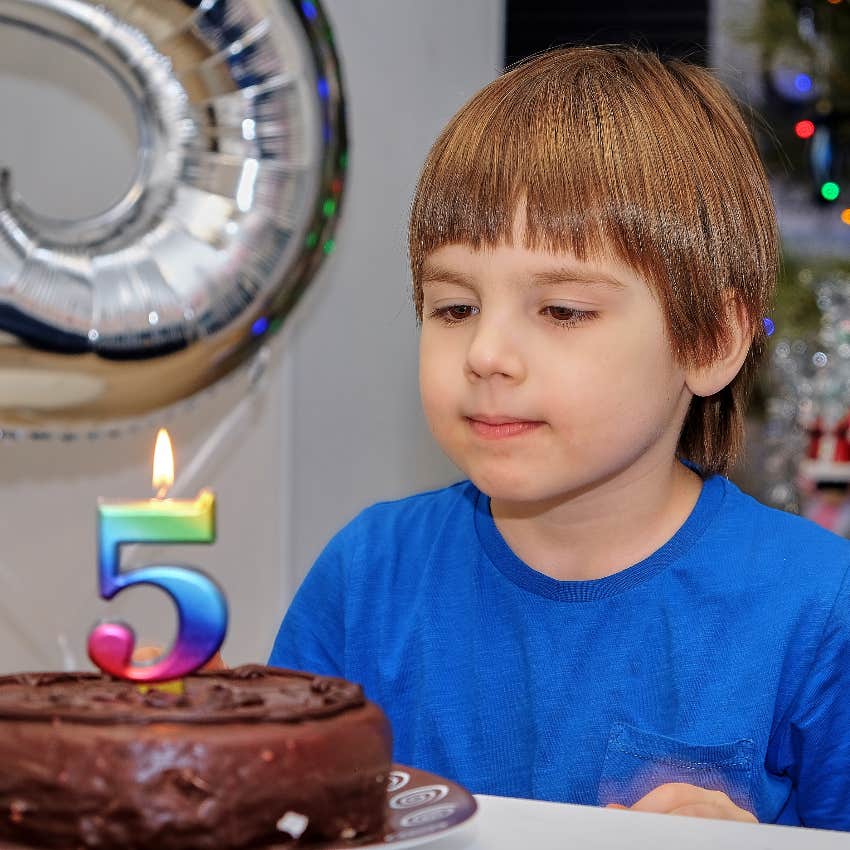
[0,0,848,673]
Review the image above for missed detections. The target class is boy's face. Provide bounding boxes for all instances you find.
[418,233,695,506]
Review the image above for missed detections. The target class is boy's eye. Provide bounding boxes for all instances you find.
[427,305,478,324]
[426,304,598,326]
[542,306,598,325]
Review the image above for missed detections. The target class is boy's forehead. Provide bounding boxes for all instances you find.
[421,241,640,292]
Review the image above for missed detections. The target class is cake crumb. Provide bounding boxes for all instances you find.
[276,811,309,839]
[9,800,28,823]
[339,827,357,839]
[260,749,274,762]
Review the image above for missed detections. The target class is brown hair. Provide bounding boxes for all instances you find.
[408,45,779,477]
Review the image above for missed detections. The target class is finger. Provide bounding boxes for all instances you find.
[604,803,629,810]
[669,803,728,819]
[629,783,704,813]
[670,802,757,823]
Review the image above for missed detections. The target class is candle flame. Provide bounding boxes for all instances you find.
[152,428,174,499]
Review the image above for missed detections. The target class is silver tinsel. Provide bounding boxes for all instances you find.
[761,270,850,514]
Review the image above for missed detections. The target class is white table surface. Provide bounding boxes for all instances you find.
[418,794,850,850]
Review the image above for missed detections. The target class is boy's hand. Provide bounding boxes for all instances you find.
[605,783,757,823]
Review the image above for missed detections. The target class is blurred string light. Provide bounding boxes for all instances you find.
[760,1,848,223]
[795,119,816,139]
[251,316,269,336]
[798,120,844,211]
[821,181,840,202]
[795,73,813,94]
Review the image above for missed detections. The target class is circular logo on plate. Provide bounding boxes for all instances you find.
[386,770,410,792]
[399,804,458,828]
[389,784,449,810]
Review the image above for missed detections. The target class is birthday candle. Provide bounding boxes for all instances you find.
[88,430,228,682]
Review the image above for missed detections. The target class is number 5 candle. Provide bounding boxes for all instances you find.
[88,429,228,682]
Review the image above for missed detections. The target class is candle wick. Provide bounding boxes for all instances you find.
[155,485,169,500]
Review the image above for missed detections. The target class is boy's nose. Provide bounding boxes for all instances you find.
[464,319,526,382]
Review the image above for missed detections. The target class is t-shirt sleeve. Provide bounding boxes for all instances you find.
[773,562,850,829]
[267,522,354,678]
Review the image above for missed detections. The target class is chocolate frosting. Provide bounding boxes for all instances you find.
[0,665,365,724]
[0,665,393,850]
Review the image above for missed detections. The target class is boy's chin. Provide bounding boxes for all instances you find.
[465,464,615,508]
[466,471,563,506]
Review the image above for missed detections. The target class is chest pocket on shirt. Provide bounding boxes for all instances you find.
[597,722,756,813]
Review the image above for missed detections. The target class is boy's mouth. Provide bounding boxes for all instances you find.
[466,416,544,439]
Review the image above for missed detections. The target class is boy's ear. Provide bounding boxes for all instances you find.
[683,291,752,398]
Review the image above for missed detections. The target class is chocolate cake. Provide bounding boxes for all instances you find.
[0,665,392,850]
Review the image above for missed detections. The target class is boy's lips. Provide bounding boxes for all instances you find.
[466,415,544,439]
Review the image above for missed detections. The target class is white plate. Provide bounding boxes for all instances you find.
[312,764,479,849]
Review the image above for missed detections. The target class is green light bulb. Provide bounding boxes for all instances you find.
[821,182,840,202]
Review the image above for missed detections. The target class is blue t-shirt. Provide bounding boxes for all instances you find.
[269,474,850,830]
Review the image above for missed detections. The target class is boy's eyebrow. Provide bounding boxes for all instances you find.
[420,263,476,288]
[528,265,628,290]
[421,262,627,291]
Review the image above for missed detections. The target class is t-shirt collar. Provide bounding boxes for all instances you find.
[473,470,726,601]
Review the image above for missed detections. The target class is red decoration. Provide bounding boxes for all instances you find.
[795,120,816,140]
[801,414,850,481]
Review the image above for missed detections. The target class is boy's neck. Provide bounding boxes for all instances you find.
[489,461,704,582]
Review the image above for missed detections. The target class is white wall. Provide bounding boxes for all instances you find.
[0,0,505,672]
[288,0,505,583]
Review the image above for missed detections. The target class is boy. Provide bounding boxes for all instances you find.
[270,45,850,829]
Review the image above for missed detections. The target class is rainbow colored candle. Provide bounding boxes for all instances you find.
[88,430,228,682]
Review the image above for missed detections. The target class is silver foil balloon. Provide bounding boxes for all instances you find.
[0,0,346,435]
